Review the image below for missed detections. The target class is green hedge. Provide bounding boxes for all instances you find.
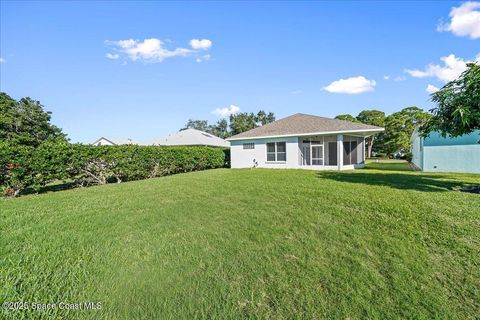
[0,142,228,197]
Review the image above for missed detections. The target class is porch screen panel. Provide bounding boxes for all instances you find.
[328,142,337,165]
[312,145,323,165]
[302,145,310,165]
[343,141,351,165]
[351,141,358,164]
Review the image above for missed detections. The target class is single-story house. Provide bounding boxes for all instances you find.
[149,128,230,148]
[226,113,384,170]
[411,128,480,173]
[92,137,135,146]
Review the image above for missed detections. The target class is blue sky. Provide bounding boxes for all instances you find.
[1,1,478,143]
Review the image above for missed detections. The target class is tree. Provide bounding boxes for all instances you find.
[383,106,431,154]
[256,110,275,125]
[335,114,358,122]
[421,63,480,137]
[356,110,386,158]
[229,111,276,135]
[0,92,67,147]
[182,110,276,137]
[209,119,230,139]
[182,119,210,132]
[229,112,257,135]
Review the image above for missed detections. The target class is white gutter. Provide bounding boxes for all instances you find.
[226,128,385,141]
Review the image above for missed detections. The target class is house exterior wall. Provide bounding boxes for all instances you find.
[423,145,480,173]
[411,134,423,170]
[411,130,480,173]
[230,134,366,170]
[230,136,300,169]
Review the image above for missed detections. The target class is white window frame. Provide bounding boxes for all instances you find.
[266,142,287,162]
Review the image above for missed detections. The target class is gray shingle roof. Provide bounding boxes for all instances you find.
[149,129,230,147]
[227,113,384,140]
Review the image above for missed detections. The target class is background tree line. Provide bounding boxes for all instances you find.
[182,110,276,139]
[335,107,432,158]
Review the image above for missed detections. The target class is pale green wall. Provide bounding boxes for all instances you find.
[411,130,480,173]
[424,131,480,146]
[423,145,480,173]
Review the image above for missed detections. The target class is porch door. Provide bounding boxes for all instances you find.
[311,145,324,165]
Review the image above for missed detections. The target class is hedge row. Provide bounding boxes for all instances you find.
[0,142,228,197]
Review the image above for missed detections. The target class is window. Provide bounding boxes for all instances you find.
[243,143,255,149]
[266,142,286,162]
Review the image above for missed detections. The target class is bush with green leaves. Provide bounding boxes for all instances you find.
[0,143,227,197]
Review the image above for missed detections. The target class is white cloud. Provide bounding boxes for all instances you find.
[393,76,406,82]
[324,76,376,94]
[106,38,213,63]
[106,38,192,62]
[190,39,212,50]
[437,1,480,39]
[211,105,241,117]
[105,53,119,60]
[405,54,471,82]
[0,57,5,63]
[426,84,440,94]
[383,75,390,80]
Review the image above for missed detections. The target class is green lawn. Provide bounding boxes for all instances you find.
[1,162,479,319]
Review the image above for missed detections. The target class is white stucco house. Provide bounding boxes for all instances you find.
[92,137,135,146]
[227,113,384,170]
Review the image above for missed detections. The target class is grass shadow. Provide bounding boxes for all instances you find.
[318,171,475,193]
[22,181,75,196]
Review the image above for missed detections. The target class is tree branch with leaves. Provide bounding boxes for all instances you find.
[421,62,480,137]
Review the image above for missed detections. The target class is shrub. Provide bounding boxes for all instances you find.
[0,143,227,197]
[405,152,413,162]
[0,142,39,196]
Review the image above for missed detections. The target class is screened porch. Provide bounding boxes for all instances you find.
[298,134,365,169]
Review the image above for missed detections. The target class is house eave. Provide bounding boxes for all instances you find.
[226,128,385,141]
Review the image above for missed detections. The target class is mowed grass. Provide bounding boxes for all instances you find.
[1,162,479,319]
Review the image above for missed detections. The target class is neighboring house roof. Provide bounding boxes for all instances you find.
[92,137,135,145]
[150,128,230,147]
[227,113,384,141]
